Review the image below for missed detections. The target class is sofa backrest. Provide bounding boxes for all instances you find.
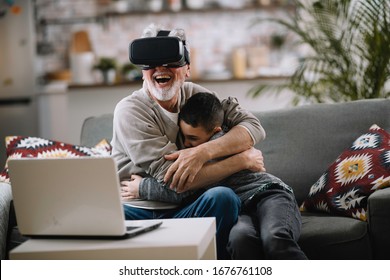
[80,114,114,148]
[80,98,389,204]
[253,98,390,204]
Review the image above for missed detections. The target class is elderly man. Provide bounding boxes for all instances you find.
[111,24,265,259]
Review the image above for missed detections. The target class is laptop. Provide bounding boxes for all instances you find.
[8,157,162,238]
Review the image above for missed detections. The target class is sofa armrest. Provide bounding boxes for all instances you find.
[0,183,12,260]
[368,187,390,259]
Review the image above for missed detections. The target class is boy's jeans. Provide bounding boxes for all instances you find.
[227,189,307,260]
[123,186,241,259]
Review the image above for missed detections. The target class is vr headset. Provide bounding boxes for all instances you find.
[129,30,190,70]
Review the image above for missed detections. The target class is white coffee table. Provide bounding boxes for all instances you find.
[9,217,216,260]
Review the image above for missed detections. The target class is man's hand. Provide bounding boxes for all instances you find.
[241,147,266,172]
[164,147,209,191]
[120,174,143,201]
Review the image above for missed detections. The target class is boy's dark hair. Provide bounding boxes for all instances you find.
[179,92,224,133]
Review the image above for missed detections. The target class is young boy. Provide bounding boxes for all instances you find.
[123,92,307,260]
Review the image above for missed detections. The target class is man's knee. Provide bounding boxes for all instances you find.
[202,187,240,210]
[193,187,240,222]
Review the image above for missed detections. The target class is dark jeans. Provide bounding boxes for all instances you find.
[227,189,307,260]
[123,186,241,259]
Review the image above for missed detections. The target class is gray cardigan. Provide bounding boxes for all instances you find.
[111,81,265,183]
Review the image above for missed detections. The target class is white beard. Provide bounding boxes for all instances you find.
[145,76,184,101]
[149,85,177,101]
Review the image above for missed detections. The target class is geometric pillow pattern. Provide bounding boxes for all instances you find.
[300,124,390,221]
[0,136,112,184]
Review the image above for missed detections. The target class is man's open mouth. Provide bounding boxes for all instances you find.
[155,75,171,84]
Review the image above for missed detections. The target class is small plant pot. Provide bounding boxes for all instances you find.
[102,69,116,84]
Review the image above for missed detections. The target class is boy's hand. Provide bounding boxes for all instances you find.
[120,174,143,201]
[242,147,266,172]
[164,147,208,192]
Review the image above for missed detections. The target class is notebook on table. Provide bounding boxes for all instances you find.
[8,157,162,238]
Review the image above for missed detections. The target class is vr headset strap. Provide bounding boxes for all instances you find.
[157,30,171,37]
[157,30,186,45]
[156,30,190,65]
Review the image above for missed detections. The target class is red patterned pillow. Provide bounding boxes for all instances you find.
[300,124,390,221]
[0,136,112,184]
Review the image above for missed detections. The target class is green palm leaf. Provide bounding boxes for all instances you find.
[249,0,390,103]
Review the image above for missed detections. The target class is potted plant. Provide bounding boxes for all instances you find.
[248,0,390,104]
[120,63,142,81]
[94,57,117,84]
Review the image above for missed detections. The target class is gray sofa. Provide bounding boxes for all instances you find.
[1,98,389,259]
[254,98,390,259]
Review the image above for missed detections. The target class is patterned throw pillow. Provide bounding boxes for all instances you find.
[300,124,390,221]
[0,136,112,184]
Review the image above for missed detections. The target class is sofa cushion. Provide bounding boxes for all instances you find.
[0,136,111,183]
[300,124,390,221]
[299,212,371,259]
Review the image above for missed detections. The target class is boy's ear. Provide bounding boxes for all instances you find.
[213,126,222,133]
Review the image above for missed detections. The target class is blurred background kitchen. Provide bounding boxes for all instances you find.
[0,0,303,166]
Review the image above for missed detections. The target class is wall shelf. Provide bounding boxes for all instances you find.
[39,16,104,26]
[39,3,295,26]
[105,4,295,17]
